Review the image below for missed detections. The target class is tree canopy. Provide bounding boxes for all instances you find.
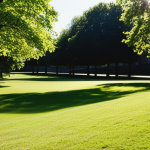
[53,3,137,67]
[117,0,150,55]
[0,0,58,69]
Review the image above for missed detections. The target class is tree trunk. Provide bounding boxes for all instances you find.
[95,65,97,77]
[115,62,118,78]
[107,63,109,78]
[69,65,71,75]
[37,65,39,74]
[0,71,3,79]
[128,64,131,78]
[72,65,75,76]
[45,66,47,74]
[56,65,58,75]
[87,65,90,76]
[32,65,34,74]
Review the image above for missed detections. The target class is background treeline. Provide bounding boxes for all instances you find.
[26,3,138,77]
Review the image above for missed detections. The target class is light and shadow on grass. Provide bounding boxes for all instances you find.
[5,74,97,81]
[8,73,140,81]
[5,73,150,81]
[0,85,10,88]
[0,83,150,113]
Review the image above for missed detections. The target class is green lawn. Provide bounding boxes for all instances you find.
[0,74,150,149]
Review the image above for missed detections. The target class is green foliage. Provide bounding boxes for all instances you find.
[66,16,80,30]
[117,0,150,54]
[53,2,137,66]
[53,28,70,65]
[0,0,58,69]
[0,56,20,78]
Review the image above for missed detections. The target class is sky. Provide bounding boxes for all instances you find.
[50,0,116,35]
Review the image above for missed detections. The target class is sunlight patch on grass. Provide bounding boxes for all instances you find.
[90,93,101,96]
[99,85,146,92]
[1,74,150,149]
[0,74,149,95]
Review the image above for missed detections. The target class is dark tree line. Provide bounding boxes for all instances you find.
[26,2,138,77]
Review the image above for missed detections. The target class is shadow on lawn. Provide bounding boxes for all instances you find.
[8,73,143,82]
[0,86,10,88]
[5,75,96,82]
[0,83,150,113]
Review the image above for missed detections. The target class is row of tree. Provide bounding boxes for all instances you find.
[36,2,138,77]
[1,0,149,78]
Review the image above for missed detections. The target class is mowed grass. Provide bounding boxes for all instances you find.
[0,74,150,150]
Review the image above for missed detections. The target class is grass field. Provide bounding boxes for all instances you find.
[0,74,150,149]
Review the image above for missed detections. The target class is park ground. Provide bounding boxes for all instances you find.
[0,74,150,149]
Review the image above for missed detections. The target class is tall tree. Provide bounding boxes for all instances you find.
[67,3,137,65]
[54,29,69,66]
[0,0,58,69]
[117,0,150,54]
[51,2,138,77]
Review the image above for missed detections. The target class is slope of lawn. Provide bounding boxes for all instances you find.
[0,74,150,149]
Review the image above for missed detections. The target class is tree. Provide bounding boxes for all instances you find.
[0,56,17,78]
[53,29,69,66]
[0,0,58,69]
[66,16,79,30]
[117,0,150,54]
[65,3,138,77]
[25,58,37,74]
[50,2,138,77]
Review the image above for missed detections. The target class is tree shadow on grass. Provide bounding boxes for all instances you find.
[0,83,150,113]
[6,74,97,82]
[0,86,10,88]
[97,83,150,89]
[8,73,145,82]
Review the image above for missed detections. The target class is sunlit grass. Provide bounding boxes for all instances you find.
[0,74,150,149]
